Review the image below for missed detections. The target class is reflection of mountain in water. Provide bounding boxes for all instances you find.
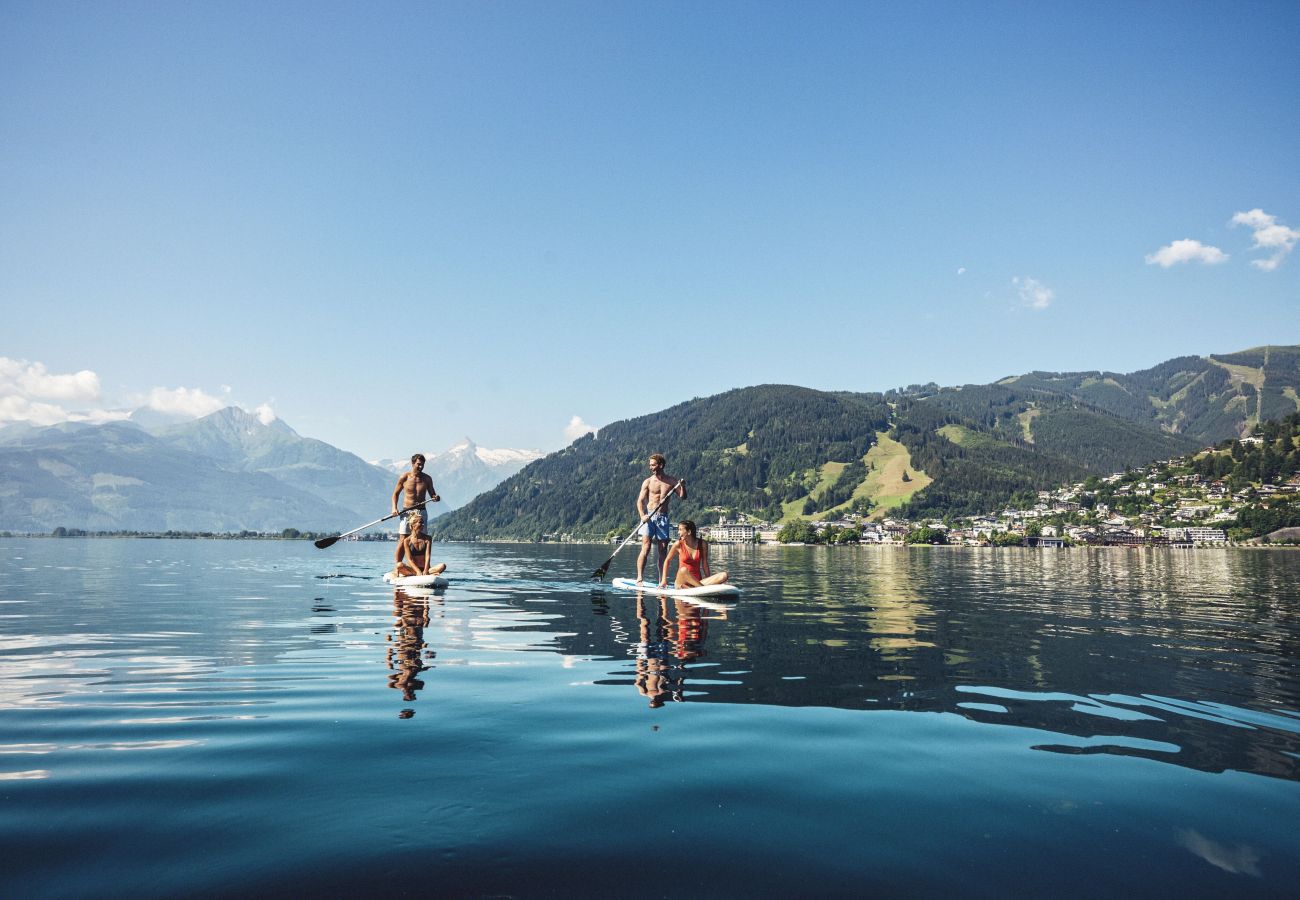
[570,548,1300,783]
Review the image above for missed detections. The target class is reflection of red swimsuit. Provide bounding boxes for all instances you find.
[678,540,703,580]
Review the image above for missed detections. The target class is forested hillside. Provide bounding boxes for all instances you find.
[890,385,1204,517]
[433,386,891,540]
[432,345,1298,539]
[997,345,1300,443]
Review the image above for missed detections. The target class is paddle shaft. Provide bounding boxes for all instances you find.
[592,478,684,579]
[314,497,436,549]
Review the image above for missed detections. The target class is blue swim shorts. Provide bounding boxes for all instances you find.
[638,512,672,542]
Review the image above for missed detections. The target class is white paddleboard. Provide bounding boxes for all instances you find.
[610,577,740,598]
[383,572,449,589]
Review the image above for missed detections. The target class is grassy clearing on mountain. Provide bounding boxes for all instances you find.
[864,433,931,519]
[1017,408,1040,442]
[1209,358,1266,391]
[780,461,846,521]
[938,424,1013,451]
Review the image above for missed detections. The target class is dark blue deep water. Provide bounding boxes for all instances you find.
[2,538,1298,897]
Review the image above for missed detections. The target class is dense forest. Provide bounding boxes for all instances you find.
[433,386,892,540]
[887,390,1200,519]
[994,345,1300,443]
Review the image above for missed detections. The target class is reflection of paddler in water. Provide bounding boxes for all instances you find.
[390,510,448,579]
[660,519,728,589]
[667,598,710,660]
[633,595,682,708]
[629,593,715,707]
[386,589,437,713]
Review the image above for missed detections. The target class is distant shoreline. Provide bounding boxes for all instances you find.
[0,531,390,542]
[1,533,1292,549]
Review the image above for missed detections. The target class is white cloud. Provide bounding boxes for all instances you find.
[0,395,75,427]
[564,415,597,443]
[1231,208,1298,270]
[1230,208,1273,231]
[1145,239,1229,268]
[957,267,967,275]
[1012,276,1054,310]
[254,402,277,425]
[146,386,226,418]
[0,358,101,403]
[0,358,126,426]
[0,359,252,431]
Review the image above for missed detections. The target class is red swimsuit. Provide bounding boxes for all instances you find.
[678,539,703,580]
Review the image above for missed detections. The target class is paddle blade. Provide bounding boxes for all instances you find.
[314,535,341,550]
[591,559,613,581]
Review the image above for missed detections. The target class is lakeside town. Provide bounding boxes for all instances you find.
[694,432,1300,548]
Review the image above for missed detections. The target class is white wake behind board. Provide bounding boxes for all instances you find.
[610,577,740,598]
[383,572,449,588]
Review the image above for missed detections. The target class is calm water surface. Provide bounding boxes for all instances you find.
[1,538,1298,897]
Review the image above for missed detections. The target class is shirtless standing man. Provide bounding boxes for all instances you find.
[391,454,441,538]
[635,453,686,584]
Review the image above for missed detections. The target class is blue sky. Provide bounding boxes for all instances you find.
[3,1,1297,460]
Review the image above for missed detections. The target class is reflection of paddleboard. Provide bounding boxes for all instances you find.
[610,577,740,598]
[383,572,449,588]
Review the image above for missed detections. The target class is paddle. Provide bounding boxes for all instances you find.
[591,479,684,581]
[313,497,436,549]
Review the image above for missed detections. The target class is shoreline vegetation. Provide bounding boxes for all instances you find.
[4,531,1295,548]
[9,528,391,542]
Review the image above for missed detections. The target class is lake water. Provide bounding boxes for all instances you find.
[2,538,1298,897]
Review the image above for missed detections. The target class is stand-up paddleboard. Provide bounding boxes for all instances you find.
[383,572,449,589]
[610,577,739,598]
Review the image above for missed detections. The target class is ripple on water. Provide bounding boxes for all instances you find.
[0,539,1298,896]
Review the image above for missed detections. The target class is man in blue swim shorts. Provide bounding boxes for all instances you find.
[635,453,687,584]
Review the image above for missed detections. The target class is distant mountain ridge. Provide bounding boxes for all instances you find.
[433,344,1300,540]
[154,407,392,521]
[990,345,1300,444]
[0,408,391,532]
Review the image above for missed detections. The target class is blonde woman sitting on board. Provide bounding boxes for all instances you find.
[661,520,728,589]
[392,511,447,579]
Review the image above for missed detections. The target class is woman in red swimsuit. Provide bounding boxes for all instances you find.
[662,520,729,589]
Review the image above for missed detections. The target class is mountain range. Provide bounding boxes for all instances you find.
[3,345,1295,535]
[0,408,538,533]
[432,345,1300,540]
